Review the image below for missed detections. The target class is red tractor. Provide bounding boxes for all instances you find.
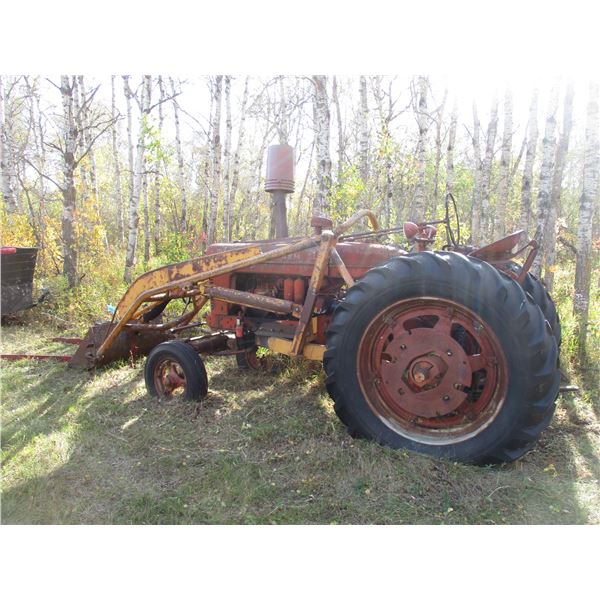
[63,146,560,465]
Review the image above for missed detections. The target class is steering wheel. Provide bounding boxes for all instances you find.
[444,192,461,248]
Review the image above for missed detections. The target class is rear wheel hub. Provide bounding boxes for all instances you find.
[358,298,508,443]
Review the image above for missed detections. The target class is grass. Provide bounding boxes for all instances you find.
[1,322,599,525]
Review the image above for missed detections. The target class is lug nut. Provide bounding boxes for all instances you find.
[442,395,450,401]
[454,383,461,389]
[447,350,453,356]
[400,344,406,350]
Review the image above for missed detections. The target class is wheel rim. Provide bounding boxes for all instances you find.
[357,297,508,444]
[153,358,187,399]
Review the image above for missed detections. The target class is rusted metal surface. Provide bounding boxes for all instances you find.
[153,358,187,399]
[204,285,302,316]
[265,144,295,192]
[70,322,173,369]
[330,248,355,287]
[187,333,229,354]
[357,298,508,442]
[290,231,337,356]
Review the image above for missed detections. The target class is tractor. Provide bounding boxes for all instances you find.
[65,145,560,465]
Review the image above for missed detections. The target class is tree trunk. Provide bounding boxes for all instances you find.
[358,75,369,182]
[222,75,233,240]
[153,76,165,255]
[574,82,599,361]
[227,76,249,242]
[494,89,513,239]
[143,166,150,266]
[312,76,331,217]
[169,77,187,233]
[60,76,78,287]
[332,76,345,186]
[445,101,458,196]
[531,86,559,279]
[124,75,152,282]
[432,88,447,215]
[471,102,483,244]
[480,95,499,242]
[207,75,223,244]
[519,89,539,235]
[0,76,18,212]
[77,76,99,214]
[111,76,124,244]
[72,78,89,205]
[123,76,134,231]
[410,76,429,223]
[545,81,575,291]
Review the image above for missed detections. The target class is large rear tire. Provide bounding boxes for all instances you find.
[323,252,560,465]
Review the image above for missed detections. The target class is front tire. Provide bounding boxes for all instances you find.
[145,340,208,401]
[324,252,560,465]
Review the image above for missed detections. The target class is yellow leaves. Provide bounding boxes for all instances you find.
[0,207,36,247]
[544,463,558,477]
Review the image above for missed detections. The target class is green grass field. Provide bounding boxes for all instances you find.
[1,323,599,525]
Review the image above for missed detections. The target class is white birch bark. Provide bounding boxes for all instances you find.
[531,86,559,278]
[574,82,599,359]
[358,76,369,182]
[124,75,152,282]
[111,76,124,243]
[226,76,249,242]
[143,165,149,265]
[332,76,345,185]
[153,76,165,255]
[545,81,574,291]
[207,75,223,244]
[519,90,539,235]
[471,102,483,244]
[60,76,78,287]
[123,76,134,226]
[432,88,448,214]
[169,77,187,233]
[222,75,233,237]
[0,76,18,211]
[493,89,513,239]
[445,101,458,196]
[409,76,429,223]
[480,94,499,242]
[77,76,99,212]
[312,75,332,217]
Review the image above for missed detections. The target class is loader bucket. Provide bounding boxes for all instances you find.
[69,321,173,369]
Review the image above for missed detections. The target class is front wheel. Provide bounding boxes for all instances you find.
[145,340,208,401]
[324,252,560,465]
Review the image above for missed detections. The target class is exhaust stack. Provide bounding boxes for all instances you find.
[265,144,295,238]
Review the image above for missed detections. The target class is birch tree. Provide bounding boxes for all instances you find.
[332,76,345,185]
[0,76,19,211]
[223,75,233,230]
[358,76,369,182]
[111,76,124,243]
[124,75,152,282]
[123,76,135,229]
[445,101,458,196]
[311,75,331,217]
[409,76,429,223]
[153,76,165,254]
[545,81,574,291]
[226,76,249,242]
[480,94,499,241]
[432,88,448,212]
[574,82,599,361]
[531,86,559,278]
[493,89,513,239]
[169,77,187,233]
[519,89,539,234]
[207,75,223,244]
[471,102,483,244]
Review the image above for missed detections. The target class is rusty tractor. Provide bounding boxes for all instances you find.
[8,145,562,465]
